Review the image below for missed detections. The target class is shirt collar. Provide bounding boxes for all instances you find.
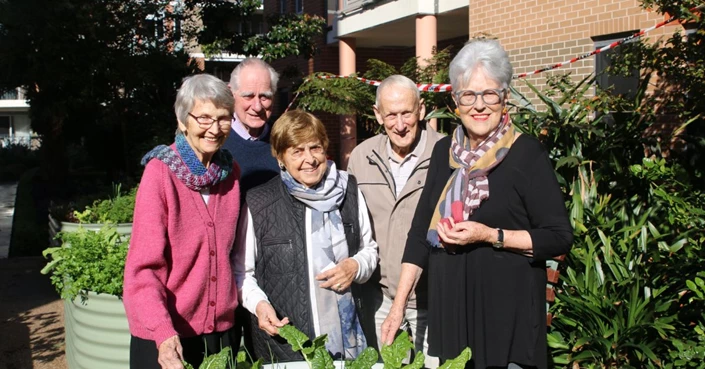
[232,113,270,141]
[386,129,427,164]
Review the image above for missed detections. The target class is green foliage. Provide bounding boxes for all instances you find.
[0,143,39,181]
[245,13,327,62]
[71,184,137,224]
[294,47,457,134]
[380,331,415,369]
[278,324,471,369]
[296,73,376,117]
[512,64,705,367]
[608,0,705,184]
[186,1,326,62]
[0,0,195,180]
[41,225,129,301]
[182,346,241,369]
[437,348,471,369]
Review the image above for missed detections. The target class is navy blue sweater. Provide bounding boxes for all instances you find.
[222,129,280,197]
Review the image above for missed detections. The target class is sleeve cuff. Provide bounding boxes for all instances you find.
[151,321,179,349]
[350,256,363,282]
[244,291,270,317]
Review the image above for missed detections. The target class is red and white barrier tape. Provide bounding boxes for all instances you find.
[515,4,703,78]
[285,5,703,112]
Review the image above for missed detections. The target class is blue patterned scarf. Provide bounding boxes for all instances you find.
[281,161,367,359]
[141,134,233,191]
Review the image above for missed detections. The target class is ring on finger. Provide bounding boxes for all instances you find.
[335,283,342,291]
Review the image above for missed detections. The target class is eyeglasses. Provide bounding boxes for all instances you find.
[454,89,506,106]
[188,113,232,130]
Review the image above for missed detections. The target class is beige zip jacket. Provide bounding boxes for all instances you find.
[347,128,444,309]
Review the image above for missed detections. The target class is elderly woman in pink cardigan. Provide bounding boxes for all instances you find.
[123,74,242,369]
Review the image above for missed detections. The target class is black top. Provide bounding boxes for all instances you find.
[403,134,573,369]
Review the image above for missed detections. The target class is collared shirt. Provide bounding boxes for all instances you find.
[386,129,427,197]
[232,114,270,141]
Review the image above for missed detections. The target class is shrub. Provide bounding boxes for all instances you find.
[0,143,39,182]
[51,183,137,224]
[41,224,129,301]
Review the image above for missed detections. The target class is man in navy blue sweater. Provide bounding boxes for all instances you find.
[224,58,281,357]
[222,58,281,195]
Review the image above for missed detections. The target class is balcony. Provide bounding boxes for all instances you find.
[0,88,29,113]
[331,0,468,47]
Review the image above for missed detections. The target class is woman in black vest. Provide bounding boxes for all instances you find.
[235,109,378,362]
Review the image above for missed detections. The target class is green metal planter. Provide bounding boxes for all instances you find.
[64,292,130,369]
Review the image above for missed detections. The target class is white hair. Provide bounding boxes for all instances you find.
[229,58,279,93]
[375,75,420,107]
[174,74,234,126]
[449,39,514,90]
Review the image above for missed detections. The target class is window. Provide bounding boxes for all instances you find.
[593,32,640,100]
[0,116,11,138]
[0,89,18,100]
[280,0,286,13]
[295,0,303,13]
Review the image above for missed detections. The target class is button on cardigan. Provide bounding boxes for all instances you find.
[123,157,241,348]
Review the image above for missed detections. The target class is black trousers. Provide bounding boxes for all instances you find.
[130,327,238,369]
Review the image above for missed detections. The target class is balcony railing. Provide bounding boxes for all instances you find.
[0,88,24,100]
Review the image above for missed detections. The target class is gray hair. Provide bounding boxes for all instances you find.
[229,58,279,93]
[376,75,420,107]
[174,74,235,126]
[449,39,513,91]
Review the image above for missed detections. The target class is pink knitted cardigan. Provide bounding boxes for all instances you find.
[123,158,241,348]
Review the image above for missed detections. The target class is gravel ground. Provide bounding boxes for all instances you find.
[0,257,67,369]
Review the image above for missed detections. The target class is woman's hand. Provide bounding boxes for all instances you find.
[437,218,492,246]
[315,258,358,292]
[380,305,405,346]
[255,301,290,336]
[158,335,184,369]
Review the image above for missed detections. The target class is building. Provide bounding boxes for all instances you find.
[265,0,470,166]
[0,88,35,148]
[263,0,693,164]
[471,0,676,105]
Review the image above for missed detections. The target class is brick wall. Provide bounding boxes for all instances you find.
[468,0,671,107]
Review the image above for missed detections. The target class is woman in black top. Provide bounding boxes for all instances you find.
[380,39,574,369]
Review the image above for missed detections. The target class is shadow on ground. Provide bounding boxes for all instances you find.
[0,257,66,369]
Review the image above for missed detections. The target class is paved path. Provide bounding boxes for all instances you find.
[0,182,17,259]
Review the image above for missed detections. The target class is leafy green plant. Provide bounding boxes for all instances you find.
[294,47,457,134]
[182,346,239,369]
[277,324,471,369]
[512,68,705,367]
[63,183,137,224]
[41,224,129,301]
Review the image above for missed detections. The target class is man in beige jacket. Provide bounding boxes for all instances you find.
[347,75,443,367]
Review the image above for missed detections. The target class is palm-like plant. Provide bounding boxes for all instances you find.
[511,73,705,368]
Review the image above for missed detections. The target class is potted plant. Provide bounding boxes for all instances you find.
[42,224,131,369]
[48,183,136,245]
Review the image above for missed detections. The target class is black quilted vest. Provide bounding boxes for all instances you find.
[245,174,370,363]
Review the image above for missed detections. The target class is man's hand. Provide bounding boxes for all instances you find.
[255,301,290,336]
[158,335,184,369]
[315,258,358,292]
[380,305,405,346]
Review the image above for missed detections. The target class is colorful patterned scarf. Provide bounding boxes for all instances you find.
[426,113,515,247]
[141,133,233,191]
[281,161,367,359]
